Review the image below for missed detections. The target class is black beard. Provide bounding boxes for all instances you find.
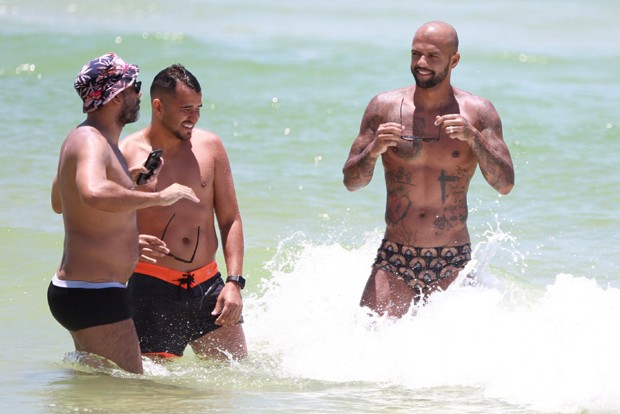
[118,99,140,126]
[412,64,450,89]
[173,129,192,141]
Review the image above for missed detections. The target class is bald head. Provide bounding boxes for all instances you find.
[414,21,459,55]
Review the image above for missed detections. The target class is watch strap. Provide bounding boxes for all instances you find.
[226,275,246,289]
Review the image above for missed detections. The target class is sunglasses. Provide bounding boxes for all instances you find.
[160,213,200,264]
[399,98,440,142]
[132,80,142,94]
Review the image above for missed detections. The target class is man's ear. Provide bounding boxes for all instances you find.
[152,98,163,116]
[450,52,460,69]
[111,93,123,103]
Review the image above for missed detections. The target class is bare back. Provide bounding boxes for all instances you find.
[57,126,139,283]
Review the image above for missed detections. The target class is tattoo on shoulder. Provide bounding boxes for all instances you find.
[477,100,501,133]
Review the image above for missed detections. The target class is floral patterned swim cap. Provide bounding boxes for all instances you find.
[74,52,139,113]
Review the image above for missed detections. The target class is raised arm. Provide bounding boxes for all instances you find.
[72,133,199,212]
[342,95,403,191]
[436,98,514,195]
[471,100,514,194]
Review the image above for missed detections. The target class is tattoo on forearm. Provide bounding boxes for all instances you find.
[474,103,513,191]
[358,149,377,179]
[344,147,377,187]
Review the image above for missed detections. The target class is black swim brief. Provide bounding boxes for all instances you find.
[47,275,132,332]
[128,270,242,357]
[373,239,471,292]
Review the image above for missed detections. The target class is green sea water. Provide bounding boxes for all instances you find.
[2,0,620,412]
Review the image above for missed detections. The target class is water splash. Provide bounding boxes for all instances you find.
[59,227,620,412]
[243,227,620,412]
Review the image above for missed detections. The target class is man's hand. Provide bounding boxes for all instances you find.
[158,183,200,206]
[370,122,404,157]
[128,157,165,185]
[435,114,476,145]
[138,234,169,263]
[212,282,243,326]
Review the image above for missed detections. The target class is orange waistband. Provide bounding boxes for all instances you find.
[134,261,219,288]
[143,352,179,359]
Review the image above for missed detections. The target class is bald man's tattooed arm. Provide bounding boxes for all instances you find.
[471,100,514,195]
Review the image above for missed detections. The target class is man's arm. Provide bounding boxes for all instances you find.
[436,98,514,195]
[342,136,380,192]
[51,176,62,214]
[342,96,402,191]
[213,139,244,276]
[74,134,199,212]
[212,138,244,325]
[473,104,514,195]
[469,99,514,195]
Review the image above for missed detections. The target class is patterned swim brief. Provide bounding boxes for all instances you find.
[373,239,471,291]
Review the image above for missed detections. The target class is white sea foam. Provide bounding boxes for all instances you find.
[243,228,620,413]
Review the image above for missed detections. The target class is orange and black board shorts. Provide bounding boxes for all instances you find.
[128,261,240,358]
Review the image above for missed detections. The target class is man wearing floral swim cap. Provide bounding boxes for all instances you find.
[48,53,200,374]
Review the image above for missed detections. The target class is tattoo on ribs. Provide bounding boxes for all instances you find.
[433,168,468,231]
[438,169,458,204]
[386,167,414,224]
[386,188,411,223]
[387,166,413,186]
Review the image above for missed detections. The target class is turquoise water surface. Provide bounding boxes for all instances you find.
[1,0,620,413]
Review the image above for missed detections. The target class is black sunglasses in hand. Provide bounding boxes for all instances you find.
[399,98,440,142]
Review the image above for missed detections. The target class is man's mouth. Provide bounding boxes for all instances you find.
[415,67,433,76]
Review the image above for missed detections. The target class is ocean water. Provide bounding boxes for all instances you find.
[1,0,619,412]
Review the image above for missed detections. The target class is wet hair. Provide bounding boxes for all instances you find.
[150,64,201,98]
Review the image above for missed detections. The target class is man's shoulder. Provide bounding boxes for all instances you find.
[373,86,409,102]
[63,125,106,151]
[67,124,104,139]
[453,87,493,108]
[119,129,145,147]
[453,87,500,127]
[119,129,150,156]
[365,86,409,116]
[191,128,224,146]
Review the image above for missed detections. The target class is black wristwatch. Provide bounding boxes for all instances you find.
[226,275,246,289]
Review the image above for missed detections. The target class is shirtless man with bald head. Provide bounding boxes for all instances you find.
[343,21,514,318]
